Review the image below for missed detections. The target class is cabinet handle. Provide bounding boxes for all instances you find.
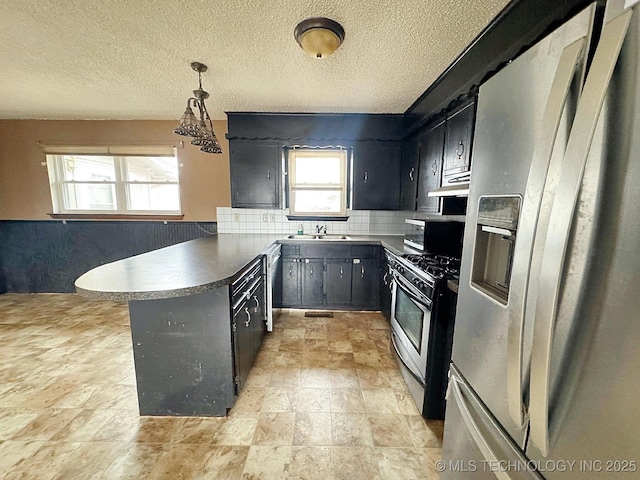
[364,171,368,184]
[456,140,465,157]
[267,170,271,179]
[361,266,365,278]
[289,267,293,277]
[340,266,343,278]
[431,161,437,175]
[409,167,415,182]
[310,267,313,276]
[244,307,251,327]
[252,295,260,312]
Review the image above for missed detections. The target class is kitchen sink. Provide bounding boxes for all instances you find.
[287,234,351,240]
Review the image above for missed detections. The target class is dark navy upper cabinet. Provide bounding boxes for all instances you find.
[416,121,445,213]
[400,141,419,210]
[352,142,402,210]
[229,140,281,208]
[442,100,475,185]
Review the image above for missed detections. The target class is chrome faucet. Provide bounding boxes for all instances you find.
[315,224,327,234]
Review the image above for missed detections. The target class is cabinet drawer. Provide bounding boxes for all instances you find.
[352,245,378,258]
[231,257,263,300]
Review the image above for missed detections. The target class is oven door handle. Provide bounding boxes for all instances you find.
[391,331,426,387]
[393,272,432,308]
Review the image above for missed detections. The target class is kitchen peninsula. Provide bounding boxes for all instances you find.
[75,233,408,416]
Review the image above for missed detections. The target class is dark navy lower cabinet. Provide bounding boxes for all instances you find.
[301,259,324,307]
[112,256,267,417]
[232,300,253,392]
[278,244,382,310]
[351,257,380,309]
[230,259,267,393]
[326,259,353,306]
[380,257,393,320]
[128,289,236,416]
[281,258,300,306]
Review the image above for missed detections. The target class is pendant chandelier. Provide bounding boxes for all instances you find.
[173,62,222,154]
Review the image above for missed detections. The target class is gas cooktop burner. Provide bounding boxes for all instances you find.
[401,254,460,279]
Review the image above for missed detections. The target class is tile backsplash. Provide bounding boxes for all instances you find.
[216,207,411,235]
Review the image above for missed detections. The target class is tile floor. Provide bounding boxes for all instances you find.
[0,294,443,479]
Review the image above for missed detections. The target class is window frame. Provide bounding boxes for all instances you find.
[46,151,181,216]
[287,148,348,217]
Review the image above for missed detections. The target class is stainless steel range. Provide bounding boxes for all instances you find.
[388,251,459,419]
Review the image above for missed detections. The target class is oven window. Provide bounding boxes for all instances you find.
[394,287,424,352]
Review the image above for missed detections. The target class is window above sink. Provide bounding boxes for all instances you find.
[288,148,347,218]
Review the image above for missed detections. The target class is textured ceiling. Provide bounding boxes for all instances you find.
[0,0,510,120]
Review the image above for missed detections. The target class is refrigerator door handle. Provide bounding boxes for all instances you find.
[481,225,514,237]
[450,370,544,480]
[506,37,587,430]
[529,10,632,457]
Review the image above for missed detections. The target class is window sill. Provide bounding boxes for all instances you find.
[286,215,349,222]
[48,213,185,221]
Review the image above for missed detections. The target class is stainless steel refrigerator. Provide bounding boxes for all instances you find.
[442,0,640,478]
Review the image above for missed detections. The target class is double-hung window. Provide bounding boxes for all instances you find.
[288,148,347,217]
[45,146,180,215]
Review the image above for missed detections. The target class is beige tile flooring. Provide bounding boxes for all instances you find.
[0,294,442,479]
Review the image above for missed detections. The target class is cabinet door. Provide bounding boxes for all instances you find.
[351,258,380,309]
[380,260,393,321]
[400,141,419,210]
[249,280,265,359]
[281,258,300,306]
[443,101,475,183]
[352,142,402,210]
[416,122,444,213]
[301,259,324,307]
[232,304,253,392]
[229,140,281,208]
[326,259,352,306]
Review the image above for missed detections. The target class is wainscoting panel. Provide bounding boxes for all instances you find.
[0,220,217,293]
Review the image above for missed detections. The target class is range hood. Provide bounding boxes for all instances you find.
[427,183,470,197]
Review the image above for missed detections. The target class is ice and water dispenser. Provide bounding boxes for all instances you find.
[471,196,521,305]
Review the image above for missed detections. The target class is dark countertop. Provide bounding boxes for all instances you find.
[75,233,412,302]
[447,279,459,294]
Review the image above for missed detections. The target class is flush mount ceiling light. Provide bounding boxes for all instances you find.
[294,17,345,59]
[173,62,222,154]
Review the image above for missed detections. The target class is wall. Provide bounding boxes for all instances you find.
[0,220,217,293]
[0,119,230,293]
[0,119,231,221]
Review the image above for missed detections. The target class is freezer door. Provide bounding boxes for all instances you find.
[526,6,640,476]
[442,365,542,480]
[453,4,596,445]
